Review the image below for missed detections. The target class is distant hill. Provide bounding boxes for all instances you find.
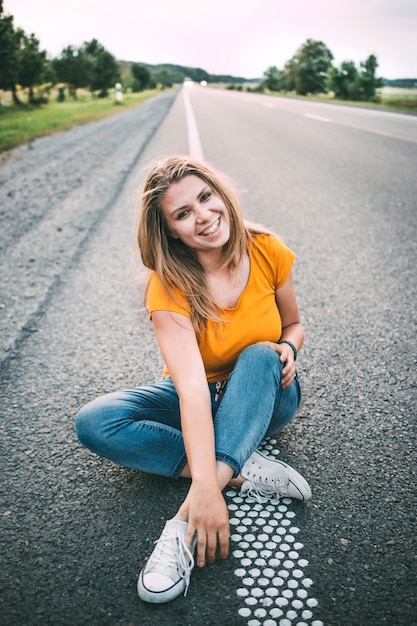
[118,60,260,87]
[118,60,417,91]
[383,78,417,88]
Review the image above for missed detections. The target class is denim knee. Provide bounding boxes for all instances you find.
[235,343,282,382]
[75,397,109,451]
[75,404,94,448]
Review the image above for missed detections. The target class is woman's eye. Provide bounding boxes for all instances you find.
[177,209,190,220]
[201,191,211,202]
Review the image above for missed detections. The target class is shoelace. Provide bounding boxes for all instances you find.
[152,530,195,596]
[241,474,287,504]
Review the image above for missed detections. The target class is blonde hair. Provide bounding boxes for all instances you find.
[137,155,252,334]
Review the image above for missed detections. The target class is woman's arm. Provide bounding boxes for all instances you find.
[275,271,304,388]
[258,271,304,389]
[151,310,230,566]
[276,271,304,346]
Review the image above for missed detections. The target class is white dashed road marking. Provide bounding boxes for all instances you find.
[304,114,332,123]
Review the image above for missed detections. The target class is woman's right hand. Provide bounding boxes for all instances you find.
[184,481,230,567]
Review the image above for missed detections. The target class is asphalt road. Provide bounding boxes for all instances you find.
[1,87,416,626]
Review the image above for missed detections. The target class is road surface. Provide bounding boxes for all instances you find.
[1,87,416,626]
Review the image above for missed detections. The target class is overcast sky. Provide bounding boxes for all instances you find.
[4,0,417,79]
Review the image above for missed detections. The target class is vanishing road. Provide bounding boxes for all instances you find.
[1,87,416,626]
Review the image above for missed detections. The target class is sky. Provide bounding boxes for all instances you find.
[4,0,417,79]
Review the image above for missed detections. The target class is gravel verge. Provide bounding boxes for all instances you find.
[0,89,178,364]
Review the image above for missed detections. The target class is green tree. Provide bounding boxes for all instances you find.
[152,69,171,88]
[285,39,334,95]
[42,57,58,85]
[53,45,92,98]
[280,57,297,92]
[327,60,359,100]
[0,3,48,104]
[357,54,383,101]
[0,2,21,103]
[327,55,383,102]
[82,39,119,97]
[16,30,46,103]
[263,65,280,91]
[131,62,150,91]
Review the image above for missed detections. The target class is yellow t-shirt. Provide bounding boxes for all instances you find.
[147,233,295,382]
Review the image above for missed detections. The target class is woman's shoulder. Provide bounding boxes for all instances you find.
[250,230,289,255]
[248,231,295,286]
[147,272,190,316]
[245,221,283,243]
[148,271,164,297]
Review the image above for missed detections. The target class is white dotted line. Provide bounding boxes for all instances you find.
[226,439,323,626]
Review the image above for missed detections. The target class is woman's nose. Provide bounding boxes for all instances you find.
[195,207,211,223]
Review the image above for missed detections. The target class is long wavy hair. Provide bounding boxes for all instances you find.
[137,155,253,334]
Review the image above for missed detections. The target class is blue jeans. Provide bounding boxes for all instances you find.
[75,344,301,479]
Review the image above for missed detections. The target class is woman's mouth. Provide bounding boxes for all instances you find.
[199,217,220,237]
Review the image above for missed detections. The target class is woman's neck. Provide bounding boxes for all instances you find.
[204,251,250,309]
[197,248,228,276]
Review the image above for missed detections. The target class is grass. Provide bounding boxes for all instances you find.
[0,89,164,153]
[379,88,417,113]
[250,86,417,114]
[314,88,417,114]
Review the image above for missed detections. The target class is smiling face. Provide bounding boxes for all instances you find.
[161,174,231,260]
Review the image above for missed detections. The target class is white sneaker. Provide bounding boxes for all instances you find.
[240,450,311,502]
[137,519,196,604]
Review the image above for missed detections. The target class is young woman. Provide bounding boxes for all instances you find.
[75,155,311,604]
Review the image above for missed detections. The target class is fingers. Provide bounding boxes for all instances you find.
[281,366,296,388]
[218,527,230,560]
[205,531,217,565]
[281,362,296,388]
[280,357,296,388]
[185,524,211,568]
[184,527,197,551]
[182,485,231,567]
[188,526,230,568]
[196,531,208,567]
[259,340,297,387]
[276,344,296,388]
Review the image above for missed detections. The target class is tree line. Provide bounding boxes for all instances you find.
[0,1,250,105]
[0,2,158,104]
[261,39,383,102]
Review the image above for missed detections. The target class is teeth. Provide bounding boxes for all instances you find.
[201,218,220,236]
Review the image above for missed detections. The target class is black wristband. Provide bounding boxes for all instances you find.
[278,340,297,361]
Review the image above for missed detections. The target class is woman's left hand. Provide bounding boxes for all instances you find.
[276,342,297,388]
[257,341,296,389]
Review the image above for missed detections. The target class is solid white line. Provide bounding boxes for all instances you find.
[304,113,332,123]
[183,88,204,160]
